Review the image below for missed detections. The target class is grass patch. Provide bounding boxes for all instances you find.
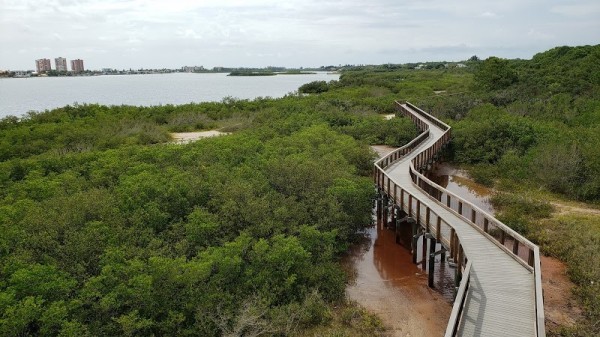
[490,192,553,234]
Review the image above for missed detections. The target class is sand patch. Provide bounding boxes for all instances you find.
[371,145,398,158]
[171,130,230,144]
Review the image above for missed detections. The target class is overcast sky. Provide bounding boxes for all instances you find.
[1,0,599,70]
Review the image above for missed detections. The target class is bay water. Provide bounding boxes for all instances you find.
[0,72,338,118]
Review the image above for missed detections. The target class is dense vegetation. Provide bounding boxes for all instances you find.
[0,77,420,335]
[1,44,598,336]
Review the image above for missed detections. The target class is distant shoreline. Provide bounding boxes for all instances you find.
[228,70,318,77]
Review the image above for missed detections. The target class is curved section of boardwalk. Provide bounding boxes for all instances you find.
[374,102,545,336]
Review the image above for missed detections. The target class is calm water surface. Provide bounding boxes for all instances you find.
[0,72,338,118]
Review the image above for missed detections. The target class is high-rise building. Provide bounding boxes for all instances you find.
[35,58,52,73]
[55,57,67,72]
[70,59,84,73]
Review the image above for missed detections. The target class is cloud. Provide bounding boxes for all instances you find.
[551,2,600,17]
[480,11,497,18]
[527,28,554,41]
[0,0,598,70]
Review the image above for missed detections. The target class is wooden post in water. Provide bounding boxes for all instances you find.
[428,236,437,288]
[376,189,383,228]
[455,245,464,291]
[391,202,397,229]
[409,218,418,264]
[383,194,390,229]
[421,234,427,269]
[395,207,407,245]
[449,228,456,263]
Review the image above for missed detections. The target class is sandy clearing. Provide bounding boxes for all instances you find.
[170,130,230,143]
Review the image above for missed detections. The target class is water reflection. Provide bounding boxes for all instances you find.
[427,163,494,214]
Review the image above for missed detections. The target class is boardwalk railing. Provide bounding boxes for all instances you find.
[373,101,545,337]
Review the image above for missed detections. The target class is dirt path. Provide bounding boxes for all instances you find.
[551,201,600,216]
[541,256,583,331]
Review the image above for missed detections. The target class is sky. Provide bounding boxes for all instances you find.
[1,0,599,70]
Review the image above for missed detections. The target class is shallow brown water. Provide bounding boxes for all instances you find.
[345,225,452,336]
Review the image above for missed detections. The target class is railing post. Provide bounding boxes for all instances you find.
[528,249,535,267]
[426,208,431,233]
[483,218,489,233]
[455,245,464,291]
[400,189,404,211]
[436,217,441,241]
[387,176,391,195]
[450,228,456,262]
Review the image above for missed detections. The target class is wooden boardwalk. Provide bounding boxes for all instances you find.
[374,102,545,336]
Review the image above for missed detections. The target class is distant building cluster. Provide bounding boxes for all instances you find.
[34,57,85,73]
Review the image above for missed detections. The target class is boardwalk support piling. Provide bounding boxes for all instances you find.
[428,234,437,288]
[376,189,383,228]
[408,218,418,264]
[382,194,389,229]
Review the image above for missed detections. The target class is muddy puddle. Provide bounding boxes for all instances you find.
[345,162,495,336]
